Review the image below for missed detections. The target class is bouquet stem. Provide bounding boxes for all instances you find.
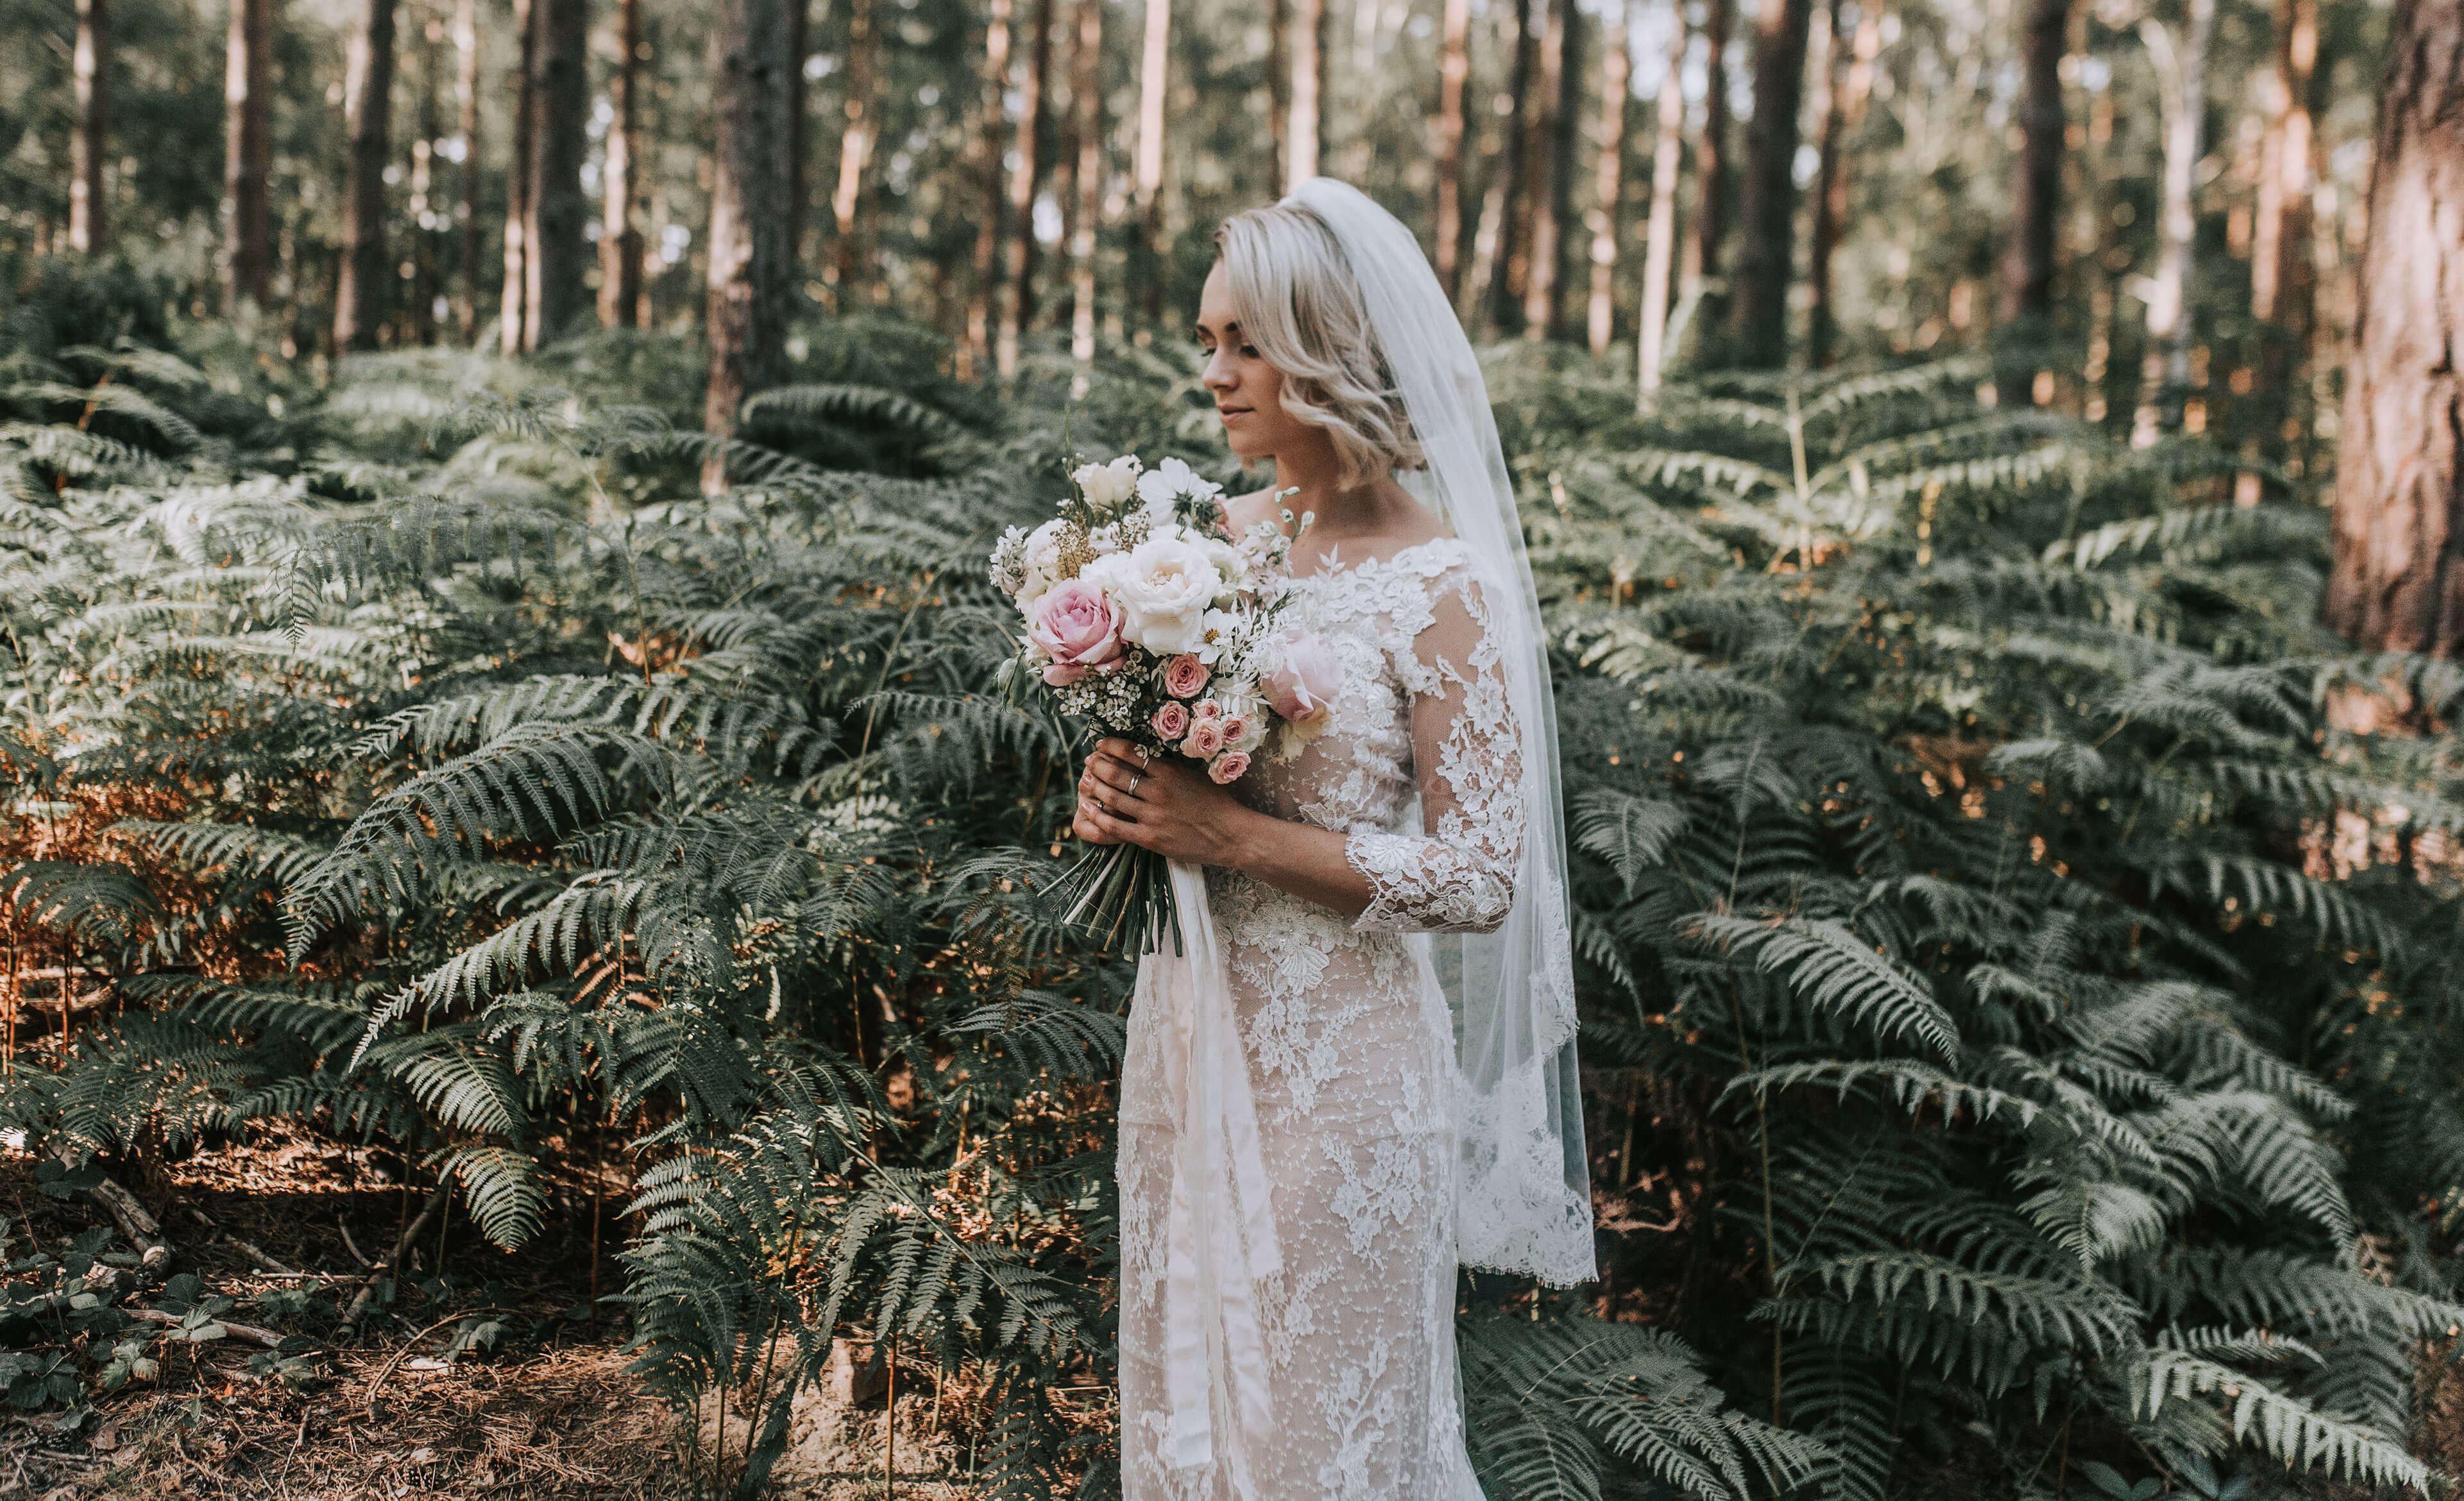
[1048,841,1183,956]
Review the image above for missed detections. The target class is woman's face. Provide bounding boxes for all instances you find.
[1196,261,1312,466]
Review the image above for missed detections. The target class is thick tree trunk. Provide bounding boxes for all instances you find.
[2323,0,2464,653]
[523,0,590,344]
[997,0,1055,376]
[830,0,877,295]
[1287,0,1327,190]
[1680,0,1733,319]
[454,0,482,336]
[69,0,108,253]
[1069,0,1101,368]
[1134,0,1169,325]
[967,0,1013,373]
[1431,0,1472,296]
[1728,0,1814,368]
[224,0,273,307]
[1469,0,1536,332]
[1808,0,1878,369]
[2134,0,2215,432]
[335,0,398,350]
[1637,0,1686,406]
[1524,0,1580,339]
[600,0,644,327]
[1586,0,1632,355]
[500,0,536,353]
[701,0,794,489]
[1997,0,2066,399]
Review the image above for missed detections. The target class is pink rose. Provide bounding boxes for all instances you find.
[1026,579,1126,686]
[1151,700,1190,738]
[1208,751,1251,784]
[1261,629,1343,724]
[1185,720,1225,757]
[1193,699,1222,722]
[1218,714,1248,746]
[1163,653,1211,699]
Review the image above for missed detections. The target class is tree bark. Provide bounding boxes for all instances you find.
[1680,0,1733,320]
[224,0,273,307]
[1728,0,1814,368]
[600,0,645,327]
[1524,0,1581,339]
[523,0,590,344]
[1431,0,1472,297]
[1287,0,1327,190]
[1069,0,1101,368]
[998,0,1056,375]
[830,0,877,296]
[701,0,794,489]
[500,0,536,353]
[2253,0,2320,392]
[454,0,482,336]
[1997,0,2066,398]
[2323,0,2464,653]
[1134,0,1169,325]
[1637,0,1685,407]
[1808,0,1878,369]
[335,0,398,350]
[1469,0,1536,332]
[69,0,108,253]
[968,0,1014,373]
[2134,0,2215,433]
[1586,0,1632,355]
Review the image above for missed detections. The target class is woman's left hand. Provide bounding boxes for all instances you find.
[1075,738,1259,868]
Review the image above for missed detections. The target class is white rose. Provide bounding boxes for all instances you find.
[1017,517,1073,608]
[1073,455,1143,511]
[1081,533,1223,655]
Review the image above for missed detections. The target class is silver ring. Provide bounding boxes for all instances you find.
[1127,772,1144,795]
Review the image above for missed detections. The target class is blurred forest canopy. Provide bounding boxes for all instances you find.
[12,0,2464,1498]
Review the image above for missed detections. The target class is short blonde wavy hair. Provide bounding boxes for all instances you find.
[1214,202,1424,488]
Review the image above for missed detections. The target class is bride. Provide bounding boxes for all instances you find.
[1069,178,1595,1498]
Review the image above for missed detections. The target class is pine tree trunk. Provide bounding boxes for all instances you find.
[701,0,793,489]
[830,0,877,296]
[1287,0,1326,190]
[2323,0,2464,653]
[224,0,273,307]
[2253,0,2320,428]
[523,0,589,344]
[454,0,483,336]
[1637,0,1685,407]
[1523,0,1579,339]
[2134,0,2215,433]
[1997,0,2066,398]
[1728,0,1814,368]
[600,0,643,326]
[1681,0,1733,318]
[1268,0,1290,192]
[1471,0,1536,332]
[967,0,1013,373]
[1808,0,1878,369]
[998,0,1055,375]
[1069,0,1101,368]
[69,0,108,253]
[335,0,397,349]
[1431,0,1472,297]
[500,0,535,353]
[1134,0,1169,325]
[1586,0,1631,356]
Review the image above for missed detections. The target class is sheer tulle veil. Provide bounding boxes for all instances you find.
[1283,176,1595,1286]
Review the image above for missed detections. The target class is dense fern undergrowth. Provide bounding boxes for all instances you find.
[4,264,2464,1500]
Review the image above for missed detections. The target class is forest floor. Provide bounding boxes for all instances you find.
[0,1132,983,1500]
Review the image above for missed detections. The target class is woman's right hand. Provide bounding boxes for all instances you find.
[1073,755,1127,845]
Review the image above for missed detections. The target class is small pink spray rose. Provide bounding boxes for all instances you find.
[1185,720,1225,758]
[1151,700,1191,739]
[1163,653,1212,699]
[1208,751,1251,784]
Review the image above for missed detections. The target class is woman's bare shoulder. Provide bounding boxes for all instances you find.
[1220,487,1288,538]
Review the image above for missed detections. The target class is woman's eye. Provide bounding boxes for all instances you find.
[1239,345,1259,359]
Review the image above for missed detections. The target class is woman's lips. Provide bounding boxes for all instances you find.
[1219,407,1252,423]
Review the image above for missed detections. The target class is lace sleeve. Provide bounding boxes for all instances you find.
[1343,561,1525,934]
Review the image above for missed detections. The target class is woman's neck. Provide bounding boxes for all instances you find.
[1270,444,1397,541]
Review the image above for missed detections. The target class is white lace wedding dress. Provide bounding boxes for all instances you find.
[1118,536,1513,1500]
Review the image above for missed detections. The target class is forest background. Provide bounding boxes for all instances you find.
[6,0,2464,1497]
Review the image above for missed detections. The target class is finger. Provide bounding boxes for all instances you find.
[1071,806,1118,845]
[1082,801,1140,845]
[1084,758,1147,798]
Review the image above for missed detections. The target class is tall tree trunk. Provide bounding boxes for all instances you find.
[500,0,536,353]
[1470,0,1536,332]
[1431,0,1472,296]
[2252,0,2320,439]
[1679,0,1733,321]
[1524,0,1580,339]
[454,0,482,336]
[411,17,441,343]
[997,0,1055,376]
[1728,0,1814,368]
[335,0,398,350]
[1499,0,1558,330]
[1637,0,1686,406]
[2323,0,2464,652]
[786,0,808,271]
[69,0,108,253]
[1997,0,2066,399]
[524,0,590,344]
[600,0,644,326]
[2134,0,2216,434]
[1808,0,1878,369]
[1287,0,1326,189]
[968,0,1014,373]
[1586,0,1632,355]
[701,0,793,489]
[1134,0,1169,325]
[224,0,273,307]
[1341,0,1383,178]
[1268,0,1289,192]
[1069,0,1101,369]
[830,0,877,295]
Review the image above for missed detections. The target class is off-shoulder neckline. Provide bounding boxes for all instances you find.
[1285,534,1468,584]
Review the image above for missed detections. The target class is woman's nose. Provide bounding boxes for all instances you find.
[1200,351,1235,393]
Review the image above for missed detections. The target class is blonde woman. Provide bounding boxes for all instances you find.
[1073,179,1594,1498]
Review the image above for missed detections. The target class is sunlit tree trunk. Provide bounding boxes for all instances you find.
[1287,0,1326,189]
[1069,0,1101,372]
[1728,0,1813,368]
[997,0,1055,376]
[1470,0,1535,332]
[500,0,535,353]
[1586,0,1633,355]
[701,0,793,489]
[2323,0,2464,652]
[2252,0,2320,434]
[69,0,108,253]
[2132,0,2214,436]
[336,0,398,350]
[1808,0,1878,369]
[225,0,274,309]
[1637,0,1686,407]
[1997,0,2065,400]
[1135,0,1170,325]
[600,0,645,328]
[1524,0,1579,339]
[1680,0,1733,329]
[1431,0,1472,296]
[523,0,590,343]
[967,0,1013,374]
[453,0,482,336]
[831,0,878,296]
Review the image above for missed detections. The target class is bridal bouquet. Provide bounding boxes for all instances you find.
[990,454,1341,951]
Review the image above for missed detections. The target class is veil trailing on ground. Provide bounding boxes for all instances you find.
[1285,176,1594,1287]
